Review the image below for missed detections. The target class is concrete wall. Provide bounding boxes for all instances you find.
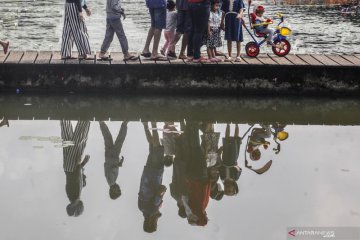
[0,63,359,95]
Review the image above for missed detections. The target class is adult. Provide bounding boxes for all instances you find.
[188,0,210,63]
[167,0,192,59]
[141,0,168,60]
[61,0,93,59]
[138,122,167,233]
[98,0,138,61]
[60,120,90,217]
[99,121,128,200]
[0,40,9,55]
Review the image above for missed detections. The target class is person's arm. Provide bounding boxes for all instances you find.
[75,0,83,12]
[111,0,123,13]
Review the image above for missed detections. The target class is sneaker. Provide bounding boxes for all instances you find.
[167,51,177,59]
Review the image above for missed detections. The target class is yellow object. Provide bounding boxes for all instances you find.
[276,13,283,17]
[277,131,289,141]
[280,27,292,36]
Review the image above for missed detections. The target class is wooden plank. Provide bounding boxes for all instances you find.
[169,58,185,65]
[242,55,263,65]
[110,52,125,65]
[297,54,323,66]
[20,51,38,64]
[257,54,278,65]
[4,51,24,64]
[0,52,9,63]
[139,57,156,65]
[35,51,52,64]
[50,51,64,64]
[126,52,141,65]
[341,55,360,66]
[311,54,339,66]
[268,54,293,65]
[80,53,96,65]
[326,55,354,66]
[65,52,79,65]
[285,54,308,65]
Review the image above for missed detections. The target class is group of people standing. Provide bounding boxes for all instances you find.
[60,0,246,63]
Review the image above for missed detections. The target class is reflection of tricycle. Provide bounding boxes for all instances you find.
[243,0,292,57]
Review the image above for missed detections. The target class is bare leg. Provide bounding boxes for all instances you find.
[226,123,230,138]
[170,32,182,53]
[207,47,212,59]
[234,124,239,137]
[151,122,161,146]
[180,33,189,56]
[227,41,232,58]
[143,27,155,54]
[151,28,162,57]
[236,41,241,58]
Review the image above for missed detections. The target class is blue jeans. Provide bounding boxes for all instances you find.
[188,2,210,59]
[149,7,167,30]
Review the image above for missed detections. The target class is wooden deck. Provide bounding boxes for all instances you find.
[1,51,360,67]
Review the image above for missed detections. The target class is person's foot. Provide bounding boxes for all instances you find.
[235,56,242,62]
[160,49,166,56]
[3,42,9,55]
[141,52,151,58]
[210,58,218,63]
[0,118,9,127]
[98,52,109,60]
[193,57,209,63]
[123,55,139,61]
[150,54,168,61]
[225,56,233,62]
[79,54,95,60]
[167,51,177,59]
[178,53,187,59]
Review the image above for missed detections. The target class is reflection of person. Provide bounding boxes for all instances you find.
[161,122,179,167]
[219,124,242,196]
[99,121,128,200]
[61,0,92,59]
[247,125,271,161]
[181,122,211,226]
[0,117,9,128]
[138,122,167,233]
[61,120,90,217]
[170,120,188,219]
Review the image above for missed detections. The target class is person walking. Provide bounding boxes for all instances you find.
[141,0,168,61]
[99,121,128,200]
[61,0,93,59]
[60,120,91,217]
[188,0,211,63]
[98,0,138,61]
[160,0,177,58]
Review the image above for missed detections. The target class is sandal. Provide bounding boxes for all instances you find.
[235,56,242,62]
[141,52,151,58]
[150,55,168,61]
[3,42,9,55]
[123,55,139,61]
[225,57,233,62]
[79,55,95,60]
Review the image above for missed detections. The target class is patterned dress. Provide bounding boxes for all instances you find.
[204,11,223,48]
[221,0,245,42]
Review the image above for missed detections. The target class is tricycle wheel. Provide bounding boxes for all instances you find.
[272,39,291,57]
[245,42,260,57]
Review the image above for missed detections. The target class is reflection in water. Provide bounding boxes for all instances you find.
[61,120,90,217]
[0,116,359,239]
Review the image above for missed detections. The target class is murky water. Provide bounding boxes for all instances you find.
[1,95,360,240]
[0,0,359,54]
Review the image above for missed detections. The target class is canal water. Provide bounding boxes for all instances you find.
[0,0,359,54]
[0,95,360,240]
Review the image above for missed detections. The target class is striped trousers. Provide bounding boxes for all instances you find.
[61,2,91,58]
[61,120,90,173]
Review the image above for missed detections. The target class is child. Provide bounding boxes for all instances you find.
[204,0,223,62]
[254,5,274,46]
[161,0,177,58]
[219,124,242,196]
[221,0,245,62]
[161,122,180,167]
[247,125,271,161]
[99,0,138,61]
[0,40,9,55]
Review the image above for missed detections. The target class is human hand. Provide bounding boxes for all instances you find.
[120,8,126,20]
[220,22,225,30]
[236,13,243,19]
[85,8,92,17]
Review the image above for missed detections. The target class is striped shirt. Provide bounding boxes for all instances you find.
[61,120,90,173]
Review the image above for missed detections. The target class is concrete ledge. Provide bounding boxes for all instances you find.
[0,63,360,95]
